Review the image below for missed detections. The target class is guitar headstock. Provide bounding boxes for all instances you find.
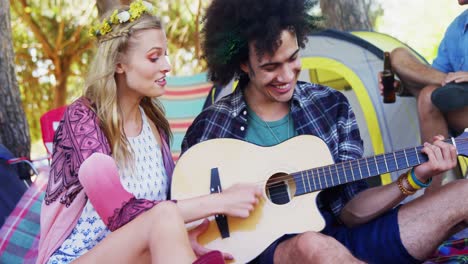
[455,129,468,157]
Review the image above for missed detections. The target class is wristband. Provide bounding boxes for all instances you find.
[406,170,421,190]
[410,167,432,188]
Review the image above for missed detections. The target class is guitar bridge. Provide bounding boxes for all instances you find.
[210,168,230,238]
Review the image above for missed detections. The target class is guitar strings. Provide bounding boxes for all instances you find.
[255,138,468,199]
[263,138,468,201]
[264,137,465,187]
[255,138,466,195]
[194,138,466,202]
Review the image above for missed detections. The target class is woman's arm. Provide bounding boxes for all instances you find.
[79,153,262,231]
[78,153,165,231]
[177,183,262,223]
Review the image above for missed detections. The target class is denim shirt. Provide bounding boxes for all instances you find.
[181,81,369,221]
[432,9,468,73]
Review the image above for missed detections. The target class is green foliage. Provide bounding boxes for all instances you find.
[160,0,208,75]
[12,9,52,141]
[11,0,97,142]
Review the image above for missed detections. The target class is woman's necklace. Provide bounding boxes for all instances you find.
[262,114,290,144]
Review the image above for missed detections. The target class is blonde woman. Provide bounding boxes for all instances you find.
[37,2,261,263]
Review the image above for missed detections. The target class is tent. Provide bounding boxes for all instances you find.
[161,30,465,184]
[297,29,427,184]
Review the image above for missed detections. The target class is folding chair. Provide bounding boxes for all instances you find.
[0,144,37,228]
[39,106,66,160]
[0,154,46,264]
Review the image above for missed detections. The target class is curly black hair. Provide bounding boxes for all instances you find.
[202,0,320,86]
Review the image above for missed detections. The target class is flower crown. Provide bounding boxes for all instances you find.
[89,0,156,37]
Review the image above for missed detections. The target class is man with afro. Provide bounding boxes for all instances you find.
[182,0,467,263]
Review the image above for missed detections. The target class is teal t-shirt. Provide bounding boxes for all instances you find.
[245,106,297,147]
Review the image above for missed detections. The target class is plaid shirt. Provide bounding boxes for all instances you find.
[182,81,368,221]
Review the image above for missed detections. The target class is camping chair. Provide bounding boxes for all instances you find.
[40,106,66,161]
[0,166,46,264]
[0,141,49,263]
[0,144,38,228]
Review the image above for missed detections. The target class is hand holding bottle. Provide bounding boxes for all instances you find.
[380,51,396,103]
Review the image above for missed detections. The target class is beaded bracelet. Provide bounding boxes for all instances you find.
[410,167,432,188]
[397,173,416,196]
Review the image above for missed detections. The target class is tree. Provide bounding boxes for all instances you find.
[11,0,96,141]
[11,0,96,109]
[320,0,375,30]
[163,0,207,75]
[97,0,119,16]
[96,0,132,17]
[0,0,31,158]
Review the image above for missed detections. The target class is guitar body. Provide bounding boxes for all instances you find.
[171,135,335,263]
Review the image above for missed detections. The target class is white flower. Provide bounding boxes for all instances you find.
[142,1,154,12]
[117,11,131,23]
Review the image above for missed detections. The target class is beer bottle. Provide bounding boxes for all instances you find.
[382,51,396,103]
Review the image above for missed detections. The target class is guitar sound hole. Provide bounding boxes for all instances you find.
[266,173,294,205]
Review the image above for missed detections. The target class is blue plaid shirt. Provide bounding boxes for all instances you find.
[181,81,368,222]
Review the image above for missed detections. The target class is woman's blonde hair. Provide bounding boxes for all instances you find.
[84,6,171,168]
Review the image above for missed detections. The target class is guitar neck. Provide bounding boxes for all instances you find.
[292,138,455,195]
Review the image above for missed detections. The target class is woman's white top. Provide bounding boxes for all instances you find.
[48,108,168,263]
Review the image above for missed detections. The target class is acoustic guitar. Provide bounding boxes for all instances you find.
[171,130,468,263]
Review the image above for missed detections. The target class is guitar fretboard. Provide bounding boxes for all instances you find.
[292,144,434,195]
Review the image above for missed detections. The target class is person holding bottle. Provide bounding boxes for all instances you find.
[378,1,468,191]
[381,51,396,103]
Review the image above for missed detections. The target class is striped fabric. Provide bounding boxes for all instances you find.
[425,228,468,264]
[0,174,47,264]
[161,73,214,161]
